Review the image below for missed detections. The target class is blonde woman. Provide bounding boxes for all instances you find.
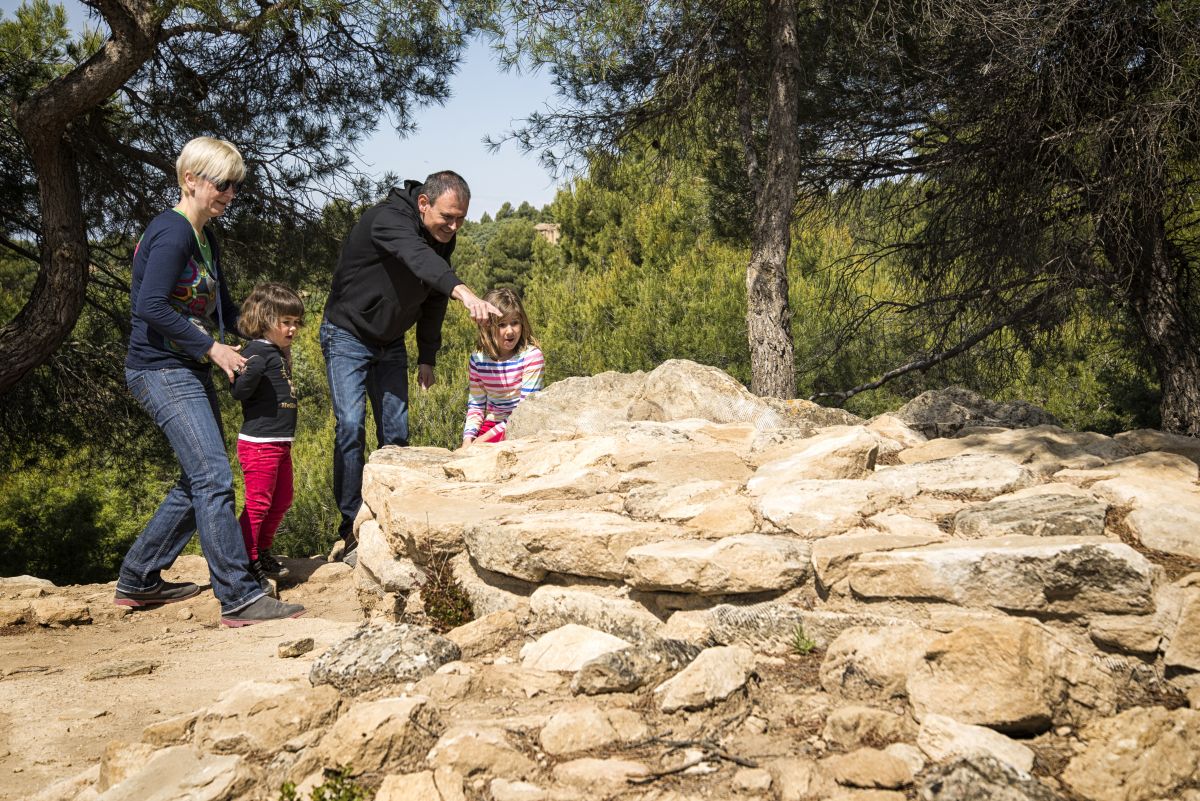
[116,136,304,626]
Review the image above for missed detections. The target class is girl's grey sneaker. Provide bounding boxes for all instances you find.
[220,595,305,627]
[341,537,358,568]
[258,550,290,578]
[114,580,202,607]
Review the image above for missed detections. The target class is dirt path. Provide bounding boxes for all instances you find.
[0,556,363,800]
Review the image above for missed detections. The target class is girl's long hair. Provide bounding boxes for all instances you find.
[476,287,538,360]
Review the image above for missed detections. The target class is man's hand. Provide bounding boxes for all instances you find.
[451,284,502,322]
[418,363,436,390]
[209,341,247,383]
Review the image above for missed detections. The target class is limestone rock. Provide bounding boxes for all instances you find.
[375,771,440,801]
[754,479,909,537]
[0,599,30,625]
[811,530,947,591]
[364,485,520,563]
[98,742,157,792]
[898,425,1124,475]
[309,624,461,694]
[706,601,912,656]
[490,779,550,801]
[892,387,1060,438]
[823,747,913,789]
[571,638,703,695]
[529,585,663,641]
[1164,589,1200,672]
[1062,706,1200,801]
[520,624,631,672]
[1114,428,1200,465]
[445,610,522,660]
[1088,614,1163,656]
[427,726,536,780]
[916,713,1035,773]
[873,454,1038,501]
[748,426,880,484]
[278,638,315,658]
[766,757,837,801]
[451,552,534,617]
[31,597,90,627]
[918,755,1062,801]
[354,520,425,593]
[551,757,650,791]
[820,624,936,702]
[847,537,1156,616]
[906,618,1118,734]
[463,510,685,582]
[623,479,754,535]
[194,681,339,757]
[538,705,649,756]
[952,494,1107,539]
[654,645,755,712]
[309,696,441,776]
[93,745,254,801]
[86,660,158,680]
[506,370,648,437]
[623,534,812,595]
[627,359,785,429]
[822,706,916,750]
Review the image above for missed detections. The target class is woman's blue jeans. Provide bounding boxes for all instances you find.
[118,367,264,614]
[320,322,410,541]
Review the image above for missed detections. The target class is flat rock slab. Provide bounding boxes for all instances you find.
[654,645,755,712]
[898,425,1125,475]
[529,585,663,641]
[309,623,460,694]
[623,534,812,595]
[919,755,1063,801]
[846,536,1156,616]
[463,510,686,582]
[952,493,1107,539]
[873,453,1037,500]
[917,713,1035,773]
[754,479,909,537]
[94,745,253,801]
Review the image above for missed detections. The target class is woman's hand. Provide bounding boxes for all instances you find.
[209,341,247,383]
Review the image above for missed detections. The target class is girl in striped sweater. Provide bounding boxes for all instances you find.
[462,288,545,447]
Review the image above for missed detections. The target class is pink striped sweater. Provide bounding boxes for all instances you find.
[463,345,545,438]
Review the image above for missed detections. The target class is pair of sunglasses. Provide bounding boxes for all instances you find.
[201,174,244,193]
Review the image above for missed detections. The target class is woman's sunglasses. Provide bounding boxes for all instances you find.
[202,175,244,193]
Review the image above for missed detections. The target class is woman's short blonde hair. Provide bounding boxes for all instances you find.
[176,136,246,191]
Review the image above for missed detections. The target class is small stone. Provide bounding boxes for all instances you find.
[733,767,773,792]
[85,660,159,680]
[176,607,193,621]
[278,638,315,658]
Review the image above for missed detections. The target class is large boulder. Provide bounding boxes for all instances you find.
[1062,706,1200,801]
[892,387,1060,439]
[506,370,647,437]
[906,618,1118,734]
[623,534,812,595]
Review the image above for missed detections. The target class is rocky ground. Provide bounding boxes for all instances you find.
[6,360,1200,801]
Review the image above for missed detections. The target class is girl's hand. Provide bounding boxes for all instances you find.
[460,436,475,449]
[209,341,247,383]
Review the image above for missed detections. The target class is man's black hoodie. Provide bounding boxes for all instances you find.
[323,180,463,363]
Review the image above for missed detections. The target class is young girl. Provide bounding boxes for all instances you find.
[232,282,304,591]
[462,288,545,447]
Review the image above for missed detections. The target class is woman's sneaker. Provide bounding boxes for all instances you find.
[220,595,305,627]
[258,549,290,578]
[114,580,202,607]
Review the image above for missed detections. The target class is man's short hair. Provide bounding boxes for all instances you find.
[421,171,471,204]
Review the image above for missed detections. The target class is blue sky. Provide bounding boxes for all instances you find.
[2,1,566,219]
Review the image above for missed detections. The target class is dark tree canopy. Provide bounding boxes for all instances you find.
[0,0,485,393]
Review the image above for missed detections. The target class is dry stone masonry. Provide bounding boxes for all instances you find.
[23,360,1200,801]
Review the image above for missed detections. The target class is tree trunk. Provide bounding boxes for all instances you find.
[0,1,160,394]
[0,136,89,395]
[1124,215,1200,436]
[746,0,800,398]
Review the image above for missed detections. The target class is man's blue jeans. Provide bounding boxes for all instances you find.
[320,322,410,541]
[118,368,264,614]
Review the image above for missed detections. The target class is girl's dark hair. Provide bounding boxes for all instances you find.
[238,282,304,339]
[476,287,537,360]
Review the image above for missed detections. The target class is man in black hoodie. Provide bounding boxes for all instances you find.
[320,171,499,564]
